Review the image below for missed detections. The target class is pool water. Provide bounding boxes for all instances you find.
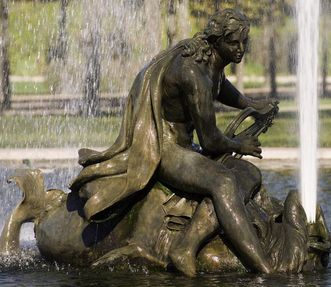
[0,167,330,287]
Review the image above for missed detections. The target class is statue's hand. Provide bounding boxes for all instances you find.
[234,135,262,159]
[78,148,102,167]
[251,98,279,113]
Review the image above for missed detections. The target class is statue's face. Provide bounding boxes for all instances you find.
[216,26,249,64]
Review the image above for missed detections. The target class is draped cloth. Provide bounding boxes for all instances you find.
[70,42,186,220]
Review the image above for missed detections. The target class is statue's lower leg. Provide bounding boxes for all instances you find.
[158,146,272,274]
[211,176,272,274]
[169,198,219,277]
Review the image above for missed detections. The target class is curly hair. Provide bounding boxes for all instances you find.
[182,32,212,63]
[182,9,250,63]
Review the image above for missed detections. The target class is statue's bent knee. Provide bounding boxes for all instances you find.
[211,171,237,198]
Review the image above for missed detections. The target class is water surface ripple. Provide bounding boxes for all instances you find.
[0,167,330,286]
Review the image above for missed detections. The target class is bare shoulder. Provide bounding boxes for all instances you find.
[165,52,209,88]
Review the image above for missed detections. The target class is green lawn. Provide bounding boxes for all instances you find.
[11,82,52,95]
[0,115,121,148]
[215,111,299,147]
[1,111,330,148]
[278,98,331,109]
[217,109,331,148]
[9,1,59,76]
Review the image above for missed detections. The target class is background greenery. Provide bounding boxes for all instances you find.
[8,1,58,76]
[2,99,331,148]
[0,0,330,148]
[6,0,330,77]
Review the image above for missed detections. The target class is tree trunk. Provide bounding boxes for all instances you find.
[47,0,68,63]
[83,31,101,117]
[166,0,190,47]
[144,0,162,54]
[321,14,329,98]
[166,0,177,47]
[0,0,11,111]
[176,0,190,40]
[58,0,68,60]
[82,1,101,117]
[321,39,328,98]
[267,1,277,99]
[262,12,270,92]
[269,32,277,98]
[214,0,220,11]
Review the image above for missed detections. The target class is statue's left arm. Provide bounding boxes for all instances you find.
[217,78,275,110]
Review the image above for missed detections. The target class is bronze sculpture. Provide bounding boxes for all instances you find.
[0,9,330,277]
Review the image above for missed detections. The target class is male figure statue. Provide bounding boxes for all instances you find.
[70,9,274,275]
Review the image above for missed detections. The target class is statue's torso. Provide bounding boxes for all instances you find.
[161,52,223,148]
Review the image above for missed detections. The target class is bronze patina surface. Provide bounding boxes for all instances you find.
[0,9,330,277]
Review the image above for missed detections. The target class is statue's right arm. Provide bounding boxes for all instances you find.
[182,65,262,159]
[182,65,241,156]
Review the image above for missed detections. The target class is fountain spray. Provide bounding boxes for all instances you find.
[296,0,320,222]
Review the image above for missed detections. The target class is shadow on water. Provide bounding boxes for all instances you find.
[0,167,330,286]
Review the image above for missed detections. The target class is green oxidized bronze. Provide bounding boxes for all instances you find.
[0,9,330,277]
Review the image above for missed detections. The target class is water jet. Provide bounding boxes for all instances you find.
[297,0,320,223]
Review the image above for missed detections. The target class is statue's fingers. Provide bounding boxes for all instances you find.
[254,147,262,154]
[252,152,263,159]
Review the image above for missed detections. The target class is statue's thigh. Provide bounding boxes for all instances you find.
[221,157,262,202]
[158,143,235,196]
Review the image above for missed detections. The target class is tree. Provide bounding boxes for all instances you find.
[321,0,330,98]
[82,28,101,117]
[214,0,220,11]
[82,0,101,117]
[0,0,11,111]
[266,0,278,99]
[47,0,69,64]
[165,0,190,47]
[166,0,176,47]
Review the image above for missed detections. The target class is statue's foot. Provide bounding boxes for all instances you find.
[169,245,197,277]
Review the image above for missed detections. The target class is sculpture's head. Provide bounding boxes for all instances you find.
[204,9,250,63]
[182,9,250,64]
